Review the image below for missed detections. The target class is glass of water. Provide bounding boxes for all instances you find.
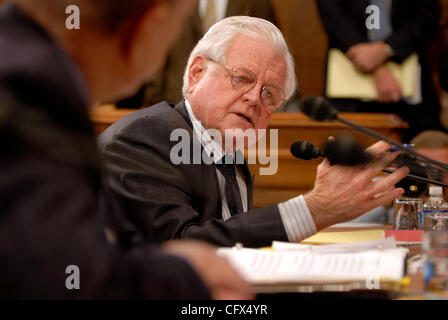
[393,198,423,230]
[423,231,448,299]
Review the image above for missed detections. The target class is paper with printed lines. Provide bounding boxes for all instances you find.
[217,246,408,284]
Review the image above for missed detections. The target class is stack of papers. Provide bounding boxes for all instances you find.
[218,238,408,286]
[273,237,396,253]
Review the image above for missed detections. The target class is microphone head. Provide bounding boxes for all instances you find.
[299,96,338,122]
[291,141,322,160]
[323,137,373,166]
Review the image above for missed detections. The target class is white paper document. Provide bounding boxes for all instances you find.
[272,237,396,254]
[326,49,418,100]
[217,245,408,285]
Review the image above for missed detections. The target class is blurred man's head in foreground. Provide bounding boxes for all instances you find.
[14,0,196,103]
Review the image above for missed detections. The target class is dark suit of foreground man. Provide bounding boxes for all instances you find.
[99,16,410,247]
[0,0,251,299]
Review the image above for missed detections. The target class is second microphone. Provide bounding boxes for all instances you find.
[290,139,373,166]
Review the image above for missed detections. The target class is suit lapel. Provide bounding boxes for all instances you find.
[174,101,223,218]
[174,100,193,128]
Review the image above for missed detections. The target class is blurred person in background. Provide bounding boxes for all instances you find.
[317,0,442,142]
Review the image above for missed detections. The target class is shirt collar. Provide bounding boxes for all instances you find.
[185,99,225,163]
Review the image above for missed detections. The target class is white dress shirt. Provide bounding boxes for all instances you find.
[185,100,317,242]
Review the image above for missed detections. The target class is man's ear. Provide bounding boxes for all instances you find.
[188,56,207,91]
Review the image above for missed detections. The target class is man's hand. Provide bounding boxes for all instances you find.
[346,41,389,73]
[304,141,410,230]
[373,66,402,103]
[163,240,254,300]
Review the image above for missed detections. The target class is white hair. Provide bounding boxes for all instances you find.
[182,16,297,100]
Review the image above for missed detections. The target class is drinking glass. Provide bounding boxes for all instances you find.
[393,198,423,230]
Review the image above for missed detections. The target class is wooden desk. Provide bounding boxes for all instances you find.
[90,105,408,208]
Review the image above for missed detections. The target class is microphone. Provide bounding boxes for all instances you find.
[299,96,448,173]
[290,138,372,166]
[290,140,323,160]
[290,140,448,189]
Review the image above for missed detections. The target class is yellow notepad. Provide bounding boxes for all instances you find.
[326,49,418,99]
[301,230,385,245]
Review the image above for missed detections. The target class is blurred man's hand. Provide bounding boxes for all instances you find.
[304,141,409,230]
[163,241,254,300]
[373,66,402,103]
[347,41,389,73]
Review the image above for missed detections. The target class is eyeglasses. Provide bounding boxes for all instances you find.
[206,58,286,112]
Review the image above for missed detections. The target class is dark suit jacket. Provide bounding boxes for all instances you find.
[316,0,439,62]
[316,0,442,141]
[117,0,278,108]
[98,101,288,247]
[440,48,448,91]
[0,3,209,299]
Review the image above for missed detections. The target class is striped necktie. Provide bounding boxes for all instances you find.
[215,154,244,217]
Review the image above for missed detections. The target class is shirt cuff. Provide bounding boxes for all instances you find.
[278,195,317,243]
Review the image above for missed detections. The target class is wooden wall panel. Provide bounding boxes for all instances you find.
[271,0,328,97]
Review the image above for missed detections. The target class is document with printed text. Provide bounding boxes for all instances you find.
[218,241,408,285]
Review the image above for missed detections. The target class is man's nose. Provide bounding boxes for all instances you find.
[242,84,262,106]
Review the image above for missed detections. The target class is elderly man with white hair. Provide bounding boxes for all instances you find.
[99,16,409,247]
